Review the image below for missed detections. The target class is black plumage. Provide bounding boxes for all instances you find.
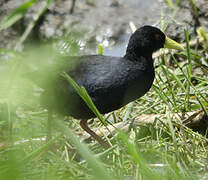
[29,26,169,148]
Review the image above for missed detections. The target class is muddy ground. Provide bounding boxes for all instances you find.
[0,0,208,51]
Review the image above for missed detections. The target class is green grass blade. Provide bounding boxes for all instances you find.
[97,44,103,55]
[172,55,208,115]
[184,29,192,111]
[166,68,186,92]
[21,135,61,164]
[62,72,107,126]
[0,0,37,31]
[164,0,174,10]
[15,0,54,50]
[188,0,198,18]
[55,120,117,180]
[161,64,177,106]
[117,131,162,179]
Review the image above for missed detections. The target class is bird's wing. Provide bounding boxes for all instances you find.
[73,56,149,96]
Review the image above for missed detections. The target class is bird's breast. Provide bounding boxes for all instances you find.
[88,62,155,114]
[122,68,155,105]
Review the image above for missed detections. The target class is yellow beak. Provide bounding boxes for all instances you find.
[164,36,184,51]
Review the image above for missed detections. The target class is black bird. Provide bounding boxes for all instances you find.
[28,25,183,148]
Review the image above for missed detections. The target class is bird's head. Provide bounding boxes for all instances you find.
[126,25,183,58]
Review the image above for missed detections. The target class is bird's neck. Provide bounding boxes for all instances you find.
[124,50,152,62]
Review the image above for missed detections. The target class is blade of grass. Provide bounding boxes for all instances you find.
[172,55,208,115]
[184,29,192,111]
[188,0,198,19]
[160,9,169,32]
[164,0,174,11]
[21,135,61,164]
[97,44,103,55]
[15,0,54,50]
[166,68,186,92]
[176,0,182,6]
[0,0,37,31]
[197,27,208,50]
[61,72,107,126]
[129,21,137,33]
[117,130,162,179]
[55,120,117,180]
[166,112,178,155]
[161,64,177,107]
[153,70,174,109]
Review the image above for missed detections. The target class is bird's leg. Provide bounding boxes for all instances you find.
[46,109,53,141]
[80,120,110,149]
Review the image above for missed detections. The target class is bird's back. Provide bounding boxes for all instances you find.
[28,54,154,119]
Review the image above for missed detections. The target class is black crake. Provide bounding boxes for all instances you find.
[29,25,166,148]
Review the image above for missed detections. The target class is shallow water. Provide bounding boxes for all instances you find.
[104,34,129,57]
[103,0,163,57]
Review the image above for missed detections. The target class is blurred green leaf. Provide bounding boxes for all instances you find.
[164,0,174,10]
[197,27,208,51]
[56,120,117,180]
[0,0,37,31]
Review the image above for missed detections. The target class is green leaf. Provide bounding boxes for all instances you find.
[0,0,37,31]
[61,72,107,126]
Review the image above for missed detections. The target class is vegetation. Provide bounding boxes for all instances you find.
[0,0,207,179]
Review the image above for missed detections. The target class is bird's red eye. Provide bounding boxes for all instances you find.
[155,34,162,41]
